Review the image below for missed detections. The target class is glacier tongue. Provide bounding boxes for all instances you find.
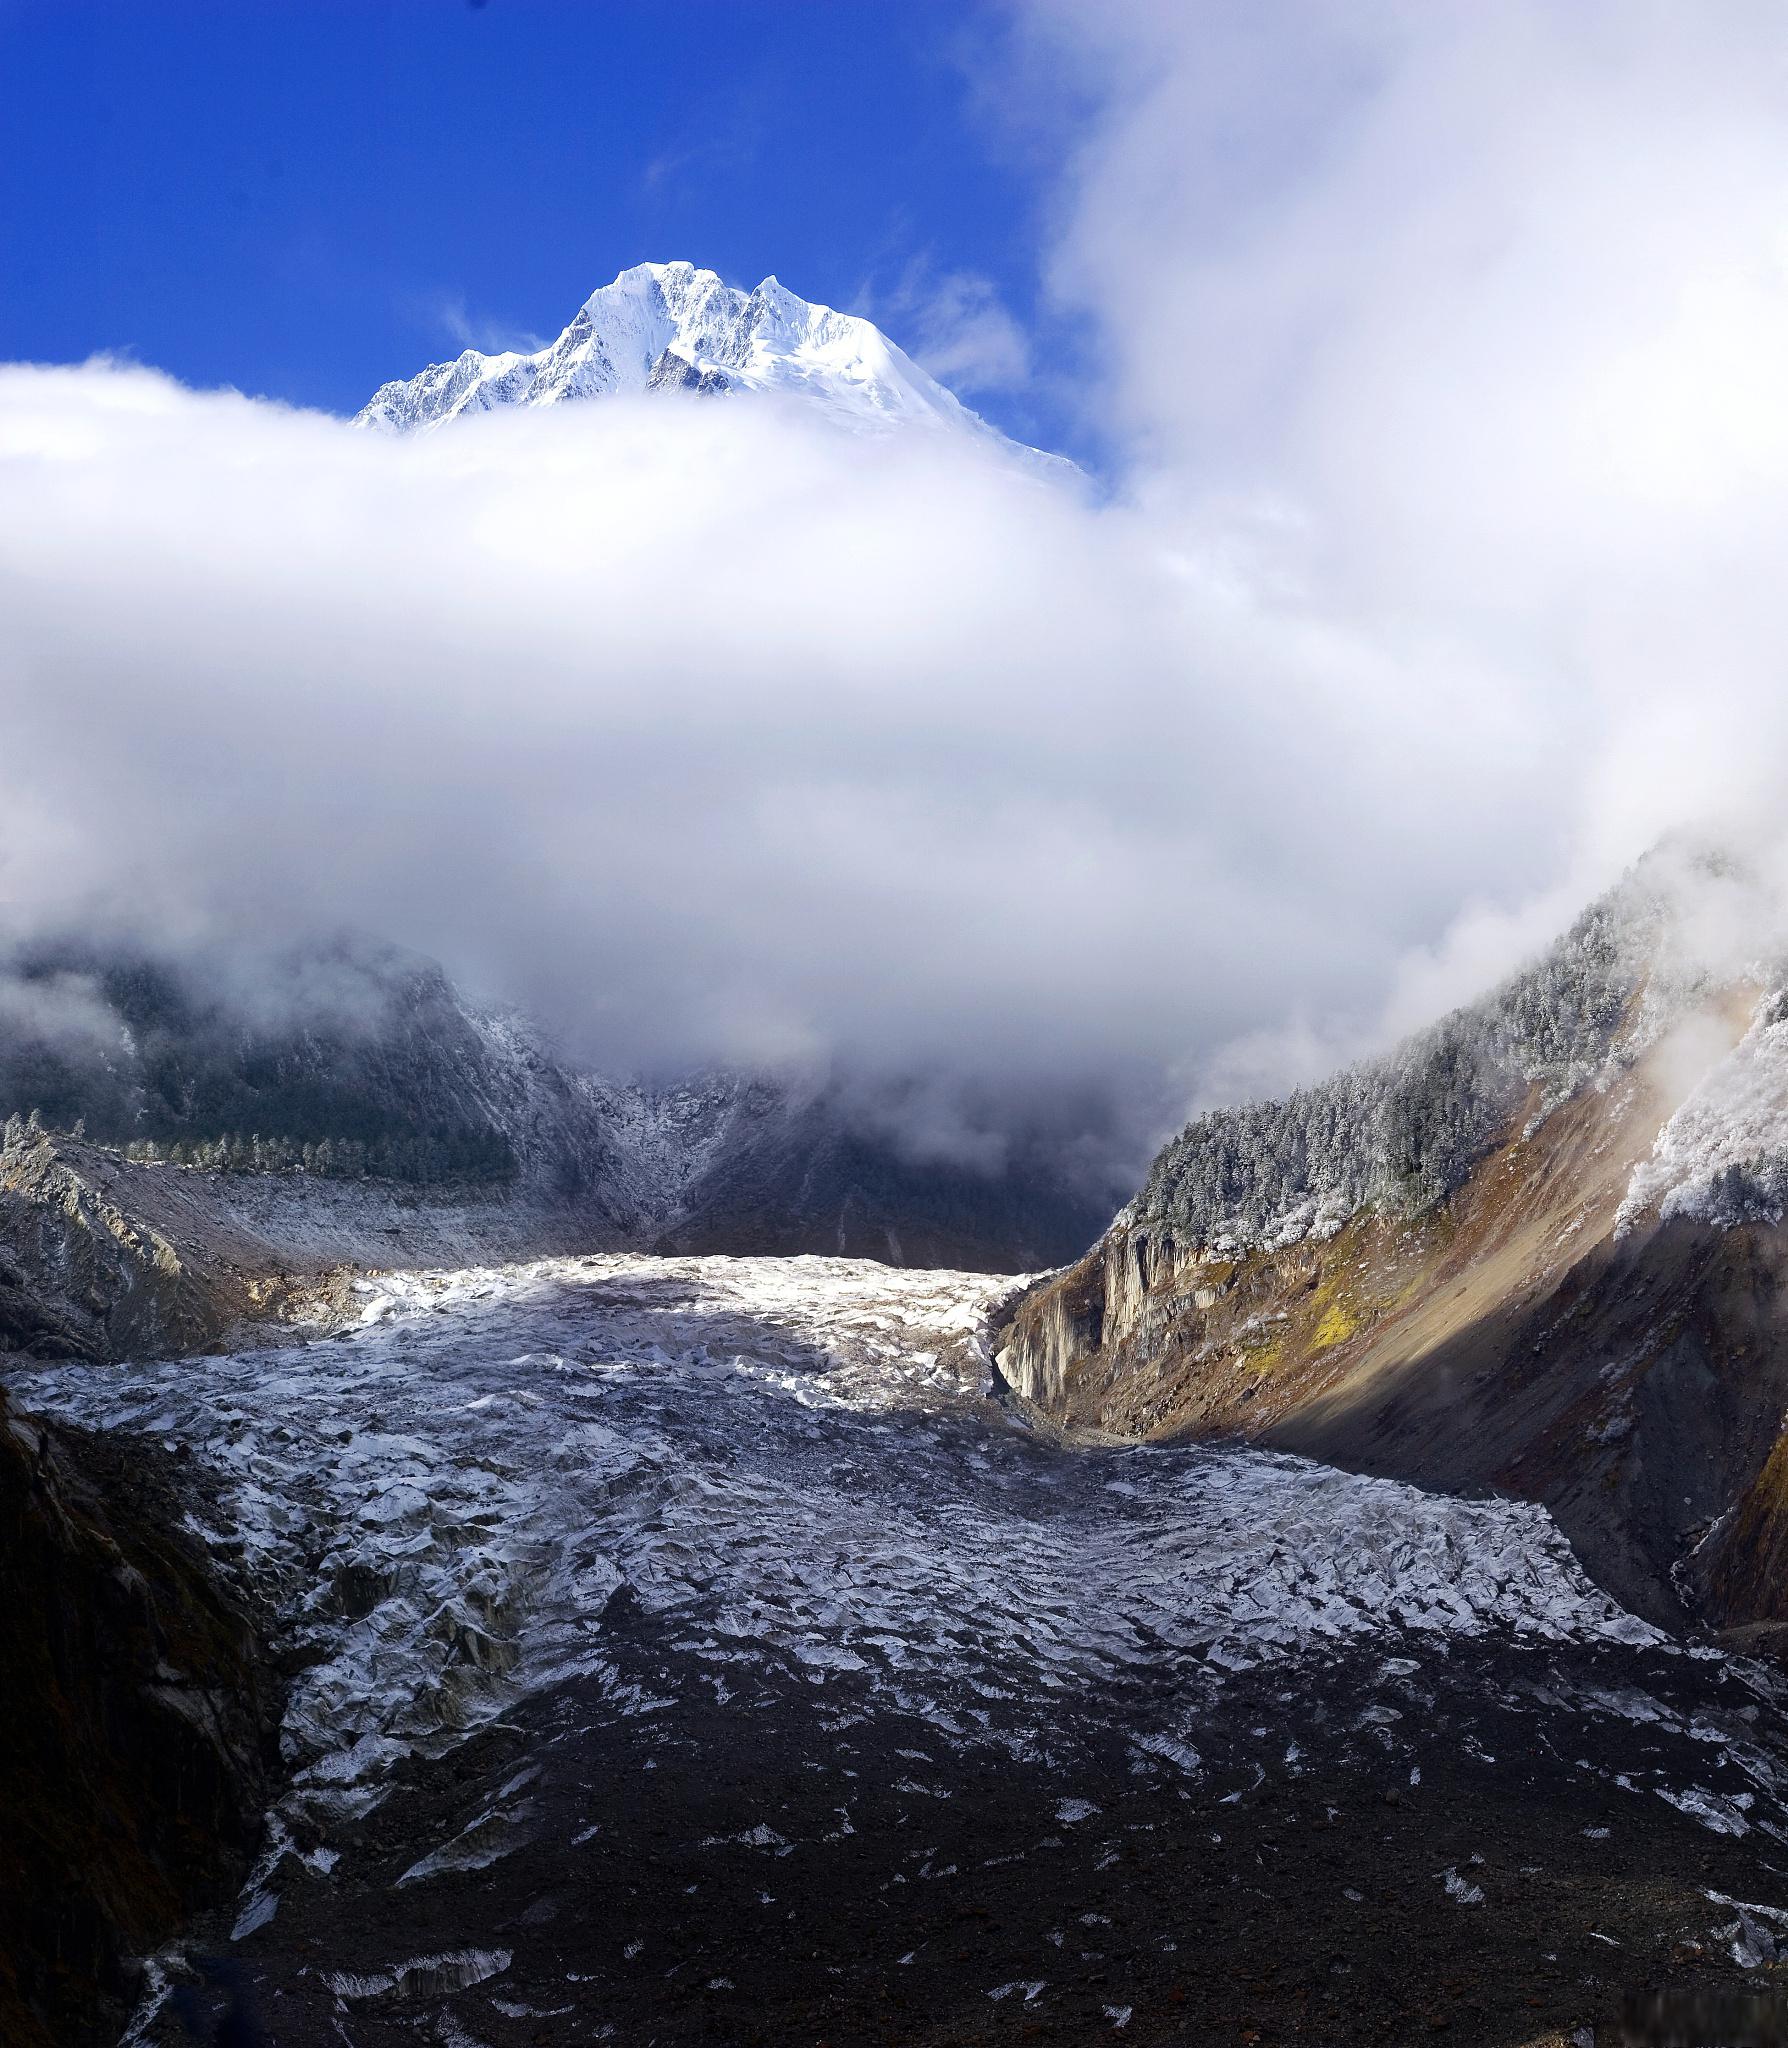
[5,1250,1741,1804]
[22,1251,1788,2043]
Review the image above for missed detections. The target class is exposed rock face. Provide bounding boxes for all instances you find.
[0,1120,649,1366]
[997,854,1788,1632]
[646,345,731,394]
[0,1390,275,2047]
[0,1128,221,1361]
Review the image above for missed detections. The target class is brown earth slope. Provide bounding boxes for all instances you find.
[0,1123,633,1365]
[997,1006,1788,1632]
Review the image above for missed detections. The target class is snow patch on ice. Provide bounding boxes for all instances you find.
[324,1947,512,2000]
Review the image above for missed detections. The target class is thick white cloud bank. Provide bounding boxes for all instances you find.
[6,0,1788,1146]
[0,364,1555,1096]
[1021,0,1788,1071]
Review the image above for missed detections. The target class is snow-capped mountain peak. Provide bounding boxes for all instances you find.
[355,260,1026,453]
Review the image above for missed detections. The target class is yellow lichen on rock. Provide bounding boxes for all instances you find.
[1311,1298,1363,1349]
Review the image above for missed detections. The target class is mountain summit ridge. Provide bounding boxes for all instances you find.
[355,260,1030,454]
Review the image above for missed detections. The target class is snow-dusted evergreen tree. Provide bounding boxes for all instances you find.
[1138,874,1672,1253]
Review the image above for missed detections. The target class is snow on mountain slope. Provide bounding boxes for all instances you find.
[992,845,1788,1637]
[1618,991,1788,1230]
[354,260,1039,458]
[450,997,761,1227]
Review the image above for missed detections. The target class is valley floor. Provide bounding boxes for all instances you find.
[13,1255,1788,2045]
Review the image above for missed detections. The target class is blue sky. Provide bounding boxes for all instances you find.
[0,0,1081,450]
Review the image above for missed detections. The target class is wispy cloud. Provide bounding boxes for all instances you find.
[638,91,767,200]
[867,257,1033,395]
[416,291,548,359]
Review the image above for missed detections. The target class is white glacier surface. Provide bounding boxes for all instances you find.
[22,1247,1788,2036]
[10,1251,1680,1807]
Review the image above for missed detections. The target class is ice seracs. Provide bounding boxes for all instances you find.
[8,1249,1699,1823]
[355,260,1041,460]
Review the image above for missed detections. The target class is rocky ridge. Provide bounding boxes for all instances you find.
[996,848,1788,1636]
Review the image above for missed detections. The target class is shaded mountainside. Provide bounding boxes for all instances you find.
[998,853,1788,1634]
[0,937,1118,1338]
[659,1077,1112,1273]
[0,1388,276,2048]
[1,934,528,1186]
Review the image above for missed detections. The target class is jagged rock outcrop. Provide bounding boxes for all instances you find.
[0,1389,276,2046]
[0,1128,219,1360]
[997,850,1788,1630]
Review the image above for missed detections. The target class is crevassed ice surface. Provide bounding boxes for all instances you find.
[24,1240,1788,2021]
[11,1253,1683,1811]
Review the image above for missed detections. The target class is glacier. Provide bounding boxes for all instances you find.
[19,1252,1788,2042]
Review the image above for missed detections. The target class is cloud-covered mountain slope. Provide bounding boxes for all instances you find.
[0,933,1116,1359]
